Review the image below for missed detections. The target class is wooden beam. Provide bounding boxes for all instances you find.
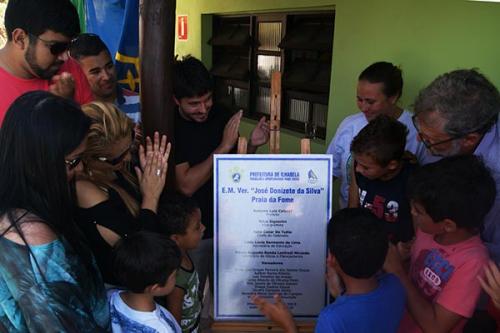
[300,138,311,154]
[211,321,315,332]
[269,71,281,154]
[237,137,248,154]
[139,0,176,186]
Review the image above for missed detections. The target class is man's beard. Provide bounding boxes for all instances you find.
[25,43,63,80]
[431,139,463,157]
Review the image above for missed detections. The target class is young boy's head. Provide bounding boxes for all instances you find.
[407,155,496,234]
[327,208,388,279]
[351,115,408,180]
[158,194,205,251]
[113,231,181,296]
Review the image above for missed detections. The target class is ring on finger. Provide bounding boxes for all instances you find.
[156,169,161,176]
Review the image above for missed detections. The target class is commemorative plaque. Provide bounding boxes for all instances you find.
[213,154,332,321]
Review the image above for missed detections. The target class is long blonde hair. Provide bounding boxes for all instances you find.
[79,102,139,216]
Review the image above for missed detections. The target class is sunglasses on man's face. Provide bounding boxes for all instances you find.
[29,33,71,56]
[65,157,82,170]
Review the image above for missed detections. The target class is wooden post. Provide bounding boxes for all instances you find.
[237,137,248,154]
[211,321,315,332]
[300,138,311,154]
[269,71,281,154]
[139,0,176,186]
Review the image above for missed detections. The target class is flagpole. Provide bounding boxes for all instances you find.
[139,0,177,188]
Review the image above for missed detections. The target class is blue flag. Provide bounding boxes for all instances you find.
[85,0,126,60]
[115,0,140,93]
[85,0,140,93]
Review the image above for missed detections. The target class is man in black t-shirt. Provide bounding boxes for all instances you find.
[173,56,270,299]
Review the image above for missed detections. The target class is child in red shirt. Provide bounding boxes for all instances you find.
[384,155,495,332]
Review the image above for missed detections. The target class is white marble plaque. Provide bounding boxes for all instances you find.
[214,154,332,320]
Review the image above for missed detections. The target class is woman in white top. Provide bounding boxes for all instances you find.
[326,61,424,208]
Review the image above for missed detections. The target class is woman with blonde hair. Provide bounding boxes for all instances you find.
[75,101,170,285]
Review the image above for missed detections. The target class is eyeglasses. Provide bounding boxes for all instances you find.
[65,157,82,170]
[29,33,71,56]
[99,147,131,166]
[98,130,136,165]
[411,115,464,149]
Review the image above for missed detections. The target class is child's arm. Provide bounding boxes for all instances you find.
[384,244,463,332]
[347,165,360,208]
[326,265,344,298]
[396,240,413,273]
[251,294,298,333]
[166,287,185,325]
[478,260,500,309]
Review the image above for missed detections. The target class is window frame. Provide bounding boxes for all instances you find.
[210,10,335,140]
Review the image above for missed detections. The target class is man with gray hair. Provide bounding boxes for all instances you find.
[412,69,500,262]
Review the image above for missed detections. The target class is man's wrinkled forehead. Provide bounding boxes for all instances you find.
[416,110,448,131]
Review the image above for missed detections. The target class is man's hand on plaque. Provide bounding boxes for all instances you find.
[325,265,344,298]
[251,294,298,333]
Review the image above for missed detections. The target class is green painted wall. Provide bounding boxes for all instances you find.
[175,0,500,153]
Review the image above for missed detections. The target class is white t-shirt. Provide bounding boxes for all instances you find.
[326,110,425,208]
[108,289,182,333]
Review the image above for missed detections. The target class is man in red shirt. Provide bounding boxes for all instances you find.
[0,0,93,124]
